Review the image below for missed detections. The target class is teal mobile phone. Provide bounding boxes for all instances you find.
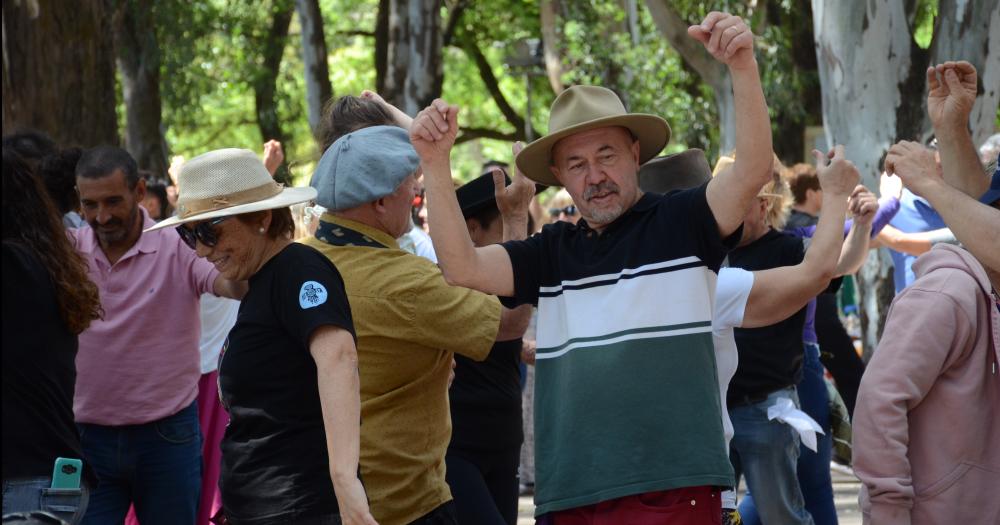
[51,457,83,489]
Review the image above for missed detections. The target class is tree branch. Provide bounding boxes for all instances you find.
[336,30,375,37]
[442,0,468,47]
[455,127,518,145]
[643,0,726,86]
[454,34,539,140]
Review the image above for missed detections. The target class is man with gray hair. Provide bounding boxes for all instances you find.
[304,125,524,525]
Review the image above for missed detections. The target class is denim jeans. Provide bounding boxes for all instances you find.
[2,477,89,524]
[729,387,814,525]
[738,346,837,525]
[78,402,201,525]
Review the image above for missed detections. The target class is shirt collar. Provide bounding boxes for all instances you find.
[134,208,160,254]
[319,213,400,249]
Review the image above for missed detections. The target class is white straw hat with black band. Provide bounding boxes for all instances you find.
[145,148,316,232]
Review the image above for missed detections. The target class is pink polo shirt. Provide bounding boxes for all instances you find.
[70,208,220,425]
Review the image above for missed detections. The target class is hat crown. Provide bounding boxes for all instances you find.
[548,86,628,133]
[178,148,274,201]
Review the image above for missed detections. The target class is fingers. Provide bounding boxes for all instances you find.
[686,25,710,44]
[725,31,753,59]
[708,14,741,54]
[811,148,828,168]
[849,184,867,199]
[926,66,941,93]
[831,144,845,162]
[492,167,507,199]
[700,11,728,32]
[943,68,964,94]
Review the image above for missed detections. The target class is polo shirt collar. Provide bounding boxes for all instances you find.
[320,213,400,249]
[134,208,160,254]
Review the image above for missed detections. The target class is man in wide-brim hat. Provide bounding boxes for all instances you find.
[412,10,777,524]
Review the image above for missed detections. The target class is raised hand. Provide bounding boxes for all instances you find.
[926,61,977,133]
[813,145,859,197]
[493,142,535,222]
[409,99,459,166]
[262,139,284,177]
[879,172,903,199]
[884,141,942,198]
[686,12,755,70]
[848,185,879,226]
[361,89,413,129]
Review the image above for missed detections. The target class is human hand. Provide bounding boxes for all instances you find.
[687,12,756,71]
[410,99,459,166]
[360,89,387,105]
[333,476,379,525]
[494,142,535,222]
[884,141,942,197]
[927,61,977,134]
[361,90,412,129]
[521,339,536,366]
[848,185,878,226]
[262,140,284,176]
[879,172,903,199]
[813,145,859,197]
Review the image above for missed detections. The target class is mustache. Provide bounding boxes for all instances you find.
[583,182,620,201]
[89,218,124,229]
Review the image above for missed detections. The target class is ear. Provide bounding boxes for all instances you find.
[259,209,273,231]
[134,178,147,202]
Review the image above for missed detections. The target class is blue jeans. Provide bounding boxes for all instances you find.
[2,477,89,524]
[78,402,202,525]
[795,343,837,525]
[729,387,814,525]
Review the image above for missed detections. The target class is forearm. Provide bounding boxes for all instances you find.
[803,194,849,280]
[314,337,363,484]
[934,125,989,198]
[834,222,871,275]
[730,63,773,199]
[497,304,532,341]
[877,225,932,256]
[922,182,1000,271]
[422,159,486,285]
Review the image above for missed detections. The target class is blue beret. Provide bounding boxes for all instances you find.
[310,126,420,211]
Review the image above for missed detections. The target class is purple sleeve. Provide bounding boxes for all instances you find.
[789,196,901,239]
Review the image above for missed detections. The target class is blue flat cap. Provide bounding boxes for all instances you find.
[981,154,999,206]
[310,126,420,211]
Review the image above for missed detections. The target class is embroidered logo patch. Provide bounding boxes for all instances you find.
[299,281,328,309]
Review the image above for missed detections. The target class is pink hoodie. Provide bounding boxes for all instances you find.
[854,244,1000,525]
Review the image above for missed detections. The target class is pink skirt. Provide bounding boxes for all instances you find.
[125,371,228,525]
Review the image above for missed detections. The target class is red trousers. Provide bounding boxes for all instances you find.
[538,486,721,525]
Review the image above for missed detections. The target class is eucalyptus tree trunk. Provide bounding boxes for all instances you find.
[296,0,333,142]
[2,0,118,147]
[114,0,169,176]
[811,0,1000,357]
[381,0,443,116]
[644,0,736,154]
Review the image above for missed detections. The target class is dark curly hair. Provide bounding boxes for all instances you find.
[2,148,102,334]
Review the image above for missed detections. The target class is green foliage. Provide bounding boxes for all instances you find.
[913,0,937,49]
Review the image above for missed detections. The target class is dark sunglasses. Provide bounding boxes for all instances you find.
[548,205,577,217]
[176,216,230,250]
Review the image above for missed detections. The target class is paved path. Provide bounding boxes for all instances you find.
[517,469,863,524]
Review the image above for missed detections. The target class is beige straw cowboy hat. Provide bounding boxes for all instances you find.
[145,148,316,232]
[514,85,671,186]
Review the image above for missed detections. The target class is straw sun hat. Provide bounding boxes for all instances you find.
[145,148,316,232]
[514,85,670,187]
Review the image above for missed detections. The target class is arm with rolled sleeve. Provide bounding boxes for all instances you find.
[403,260,502,361]
[853,287,974,525]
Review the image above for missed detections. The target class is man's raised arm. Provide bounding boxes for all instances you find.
[688,11,773,236]
[410,99,521,297]
[925,61,989,198]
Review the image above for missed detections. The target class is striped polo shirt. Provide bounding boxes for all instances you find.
[501,183,739,515]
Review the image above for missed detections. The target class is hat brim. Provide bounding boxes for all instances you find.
[514,114,670,187]
[144,186,318,232]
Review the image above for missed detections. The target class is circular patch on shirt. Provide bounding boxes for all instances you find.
[299,281,328,309]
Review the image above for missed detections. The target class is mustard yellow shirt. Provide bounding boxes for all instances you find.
[301,215,500,525]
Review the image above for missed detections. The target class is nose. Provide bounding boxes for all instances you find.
[583,162,607,186]
[96,205,112,225]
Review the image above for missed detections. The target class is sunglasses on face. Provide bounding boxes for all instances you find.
[548,205,577,217]
[176,216,230,250]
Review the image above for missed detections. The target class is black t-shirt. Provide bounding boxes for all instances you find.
[2,241,94,487]
[219,242,356,522]
[727,229,809,403]
[448,338,524,451]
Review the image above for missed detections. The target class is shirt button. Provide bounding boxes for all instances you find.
[690,500,696,506]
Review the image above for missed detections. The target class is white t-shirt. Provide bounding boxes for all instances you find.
[397,223,438,263]
[199,294,241,374]
[712,267,755,449]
